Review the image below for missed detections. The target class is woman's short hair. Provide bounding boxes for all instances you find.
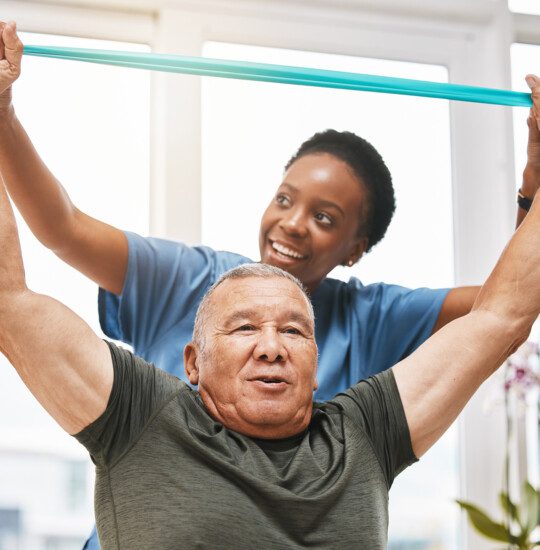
[285,129,396,253]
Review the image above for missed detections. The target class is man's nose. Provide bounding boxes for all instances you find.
[253,329,288,363]
[279,209,308,238]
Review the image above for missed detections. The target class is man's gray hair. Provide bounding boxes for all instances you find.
[192,263,314,350]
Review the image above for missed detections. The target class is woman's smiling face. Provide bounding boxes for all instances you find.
[259,153,369,294]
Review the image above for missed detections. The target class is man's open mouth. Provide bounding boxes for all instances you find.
[251,376,289,387]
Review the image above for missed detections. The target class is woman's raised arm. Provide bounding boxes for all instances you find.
[0,21,127,295]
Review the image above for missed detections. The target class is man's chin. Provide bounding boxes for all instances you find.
[237,402,311,437]
[247,405,292,426]
[238,418,307,439]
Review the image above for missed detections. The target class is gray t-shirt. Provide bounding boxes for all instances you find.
[75,342,417,549]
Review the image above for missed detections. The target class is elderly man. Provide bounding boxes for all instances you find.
[2,162,540,548]
[2,44,540,550]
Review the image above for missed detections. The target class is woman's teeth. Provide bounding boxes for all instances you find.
[272,242,305,259]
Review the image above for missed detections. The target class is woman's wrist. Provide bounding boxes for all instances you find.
[521,165,540,198]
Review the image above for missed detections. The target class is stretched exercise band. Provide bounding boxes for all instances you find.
[24,45,532,108]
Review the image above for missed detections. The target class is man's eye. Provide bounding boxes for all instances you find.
[237,325,255,331]
[315,212,333,226]
[283,327,301,335]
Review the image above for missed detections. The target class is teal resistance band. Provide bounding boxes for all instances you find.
[24,45,532,108]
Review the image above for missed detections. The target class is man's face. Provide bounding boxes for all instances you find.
[184,276,318,439]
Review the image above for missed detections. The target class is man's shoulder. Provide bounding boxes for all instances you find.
[317,371,392,414]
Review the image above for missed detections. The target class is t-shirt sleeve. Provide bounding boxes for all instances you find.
[353,283,450,373]
[98,231,248,352]
[335,369,417,488]
[74,341,182,467]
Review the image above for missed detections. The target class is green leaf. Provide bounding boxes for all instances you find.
[500,491,521,525]
[456,500,511,543]
[521,481,540,535]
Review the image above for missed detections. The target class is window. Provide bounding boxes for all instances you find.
[0,32,150,549]
[202,42,457,548]
[509,0,540,15]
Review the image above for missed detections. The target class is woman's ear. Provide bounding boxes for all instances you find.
[184,342,200,385]
[344,237,369,267]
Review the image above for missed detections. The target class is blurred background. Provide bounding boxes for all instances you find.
[0,0,539,548]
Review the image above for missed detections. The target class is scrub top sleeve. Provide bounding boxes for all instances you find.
[356,284,450,370]
[98,231,235,352]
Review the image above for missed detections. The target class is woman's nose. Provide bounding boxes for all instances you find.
[279,210,308,238]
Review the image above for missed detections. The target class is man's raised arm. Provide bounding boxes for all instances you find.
[0,21,128,295]
[431,76,540,334]
[0,175,113,434]
[394,86,540,455]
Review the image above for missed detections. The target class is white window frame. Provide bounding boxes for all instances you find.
[4,1,538,548]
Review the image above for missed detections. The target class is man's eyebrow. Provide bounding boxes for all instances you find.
[287,311,314,332]
[223,309,260,325]
[280,182,345,217]
[223,308,313,331]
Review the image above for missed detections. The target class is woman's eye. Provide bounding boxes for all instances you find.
[275,194,291,206]
[315,212,333,226]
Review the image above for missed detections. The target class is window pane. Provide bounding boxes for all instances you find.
[0,33,150,549]
[509,0,540,15]
[202,42,458,548]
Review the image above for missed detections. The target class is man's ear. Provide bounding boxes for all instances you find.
[184,342,200,385]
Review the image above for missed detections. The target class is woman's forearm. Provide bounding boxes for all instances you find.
[0,99,129,296]
[0,104,78,253]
